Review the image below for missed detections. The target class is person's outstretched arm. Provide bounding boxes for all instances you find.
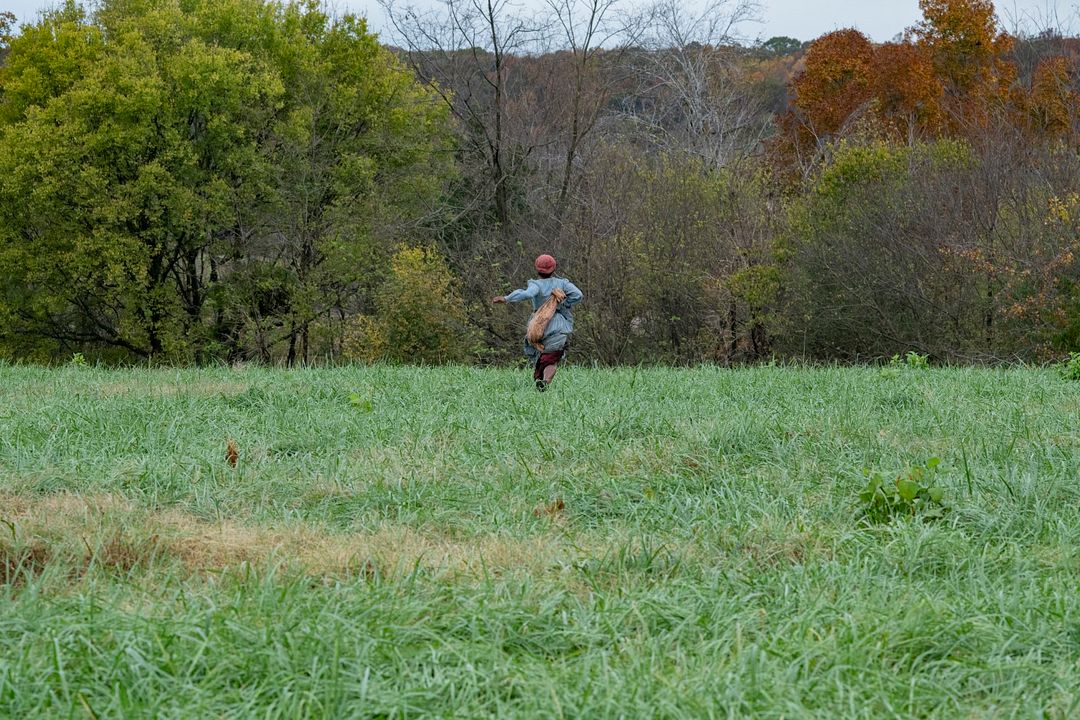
[492,282,539,304]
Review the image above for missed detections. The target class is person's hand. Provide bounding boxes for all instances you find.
[491,296,506,304]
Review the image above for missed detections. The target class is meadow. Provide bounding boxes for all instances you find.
[1,363,1079,718]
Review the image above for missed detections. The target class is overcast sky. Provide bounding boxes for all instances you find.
[3,0,1077,43]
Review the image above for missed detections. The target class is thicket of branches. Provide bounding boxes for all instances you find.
[1,0,1078,365]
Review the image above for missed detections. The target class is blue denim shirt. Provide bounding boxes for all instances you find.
[504,276,583,356]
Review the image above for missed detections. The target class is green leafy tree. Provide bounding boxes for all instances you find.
[0,0,452,363]
[261,11,454,364]
[759,36,804,57]
[0,1,279,358]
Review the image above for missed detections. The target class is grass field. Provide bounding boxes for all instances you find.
[1,363,1079,718]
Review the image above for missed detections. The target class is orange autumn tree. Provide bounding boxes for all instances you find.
[775,30,946,172]
[910,0,1015,127]
[1026,55,1080,140]
[772,0,1080,175]
[792,29,875,137]
[873,42,945,139]
[775,29,875,172]
[773,1,1022,172]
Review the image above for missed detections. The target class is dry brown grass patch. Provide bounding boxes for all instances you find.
[95,530,166,572]
[154,511,581,579]
[0,493,596,581]
[1,543,50,586]
[95,379,251,398]
[741,530,832,569]
[0,491,134,525]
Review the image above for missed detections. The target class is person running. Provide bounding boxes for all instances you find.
[492,254,583,391]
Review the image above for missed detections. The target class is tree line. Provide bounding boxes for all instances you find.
[0,0,1077,365]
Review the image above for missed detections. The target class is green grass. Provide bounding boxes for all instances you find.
[1,363,1079,718]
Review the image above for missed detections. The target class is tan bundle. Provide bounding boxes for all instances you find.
[526,288,567,352]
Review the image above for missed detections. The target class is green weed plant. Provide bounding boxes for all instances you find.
[860,457,948,523]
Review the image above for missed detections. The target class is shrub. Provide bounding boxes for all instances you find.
[1061,351,1080,380]
[343,246,474,364]
[889,351,929,369]
[341,315,387,364]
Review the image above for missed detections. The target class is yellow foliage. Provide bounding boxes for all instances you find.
[342,246,472,365]
[341,314,388,364]
[1047,193,1080,226]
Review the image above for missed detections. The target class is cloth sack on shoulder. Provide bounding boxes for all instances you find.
[526,288,567,351]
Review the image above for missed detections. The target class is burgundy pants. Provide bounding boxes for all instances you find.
[533,349,566,380]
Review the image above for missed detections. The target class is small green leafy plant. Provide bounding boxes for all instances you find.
[859,457,948,523]
[347,392,374,412]
[889,351,929,369]
[1060,352,1080,381]
[70,352,88,367]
